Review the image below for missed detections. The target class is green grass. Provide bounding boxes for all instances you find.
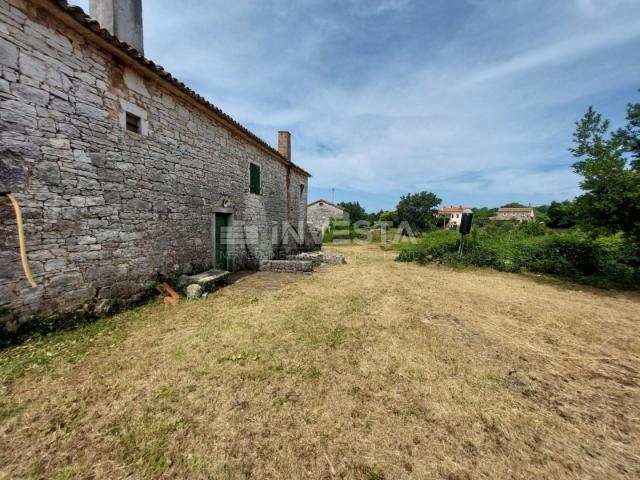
[366,464,385,480]
[110,412,180,472]
[0,399,23,423]
[0,306,146,384]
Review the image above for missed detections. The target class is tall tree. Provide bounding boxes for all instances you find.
[571,103,640,240]
[546,200,576,229]
[338,201,367,223]
[616,94,640,168]
[396,191,442,231]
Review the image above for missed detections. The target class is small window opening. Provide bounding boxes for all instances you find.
[299,184,305,200]
[126,112,141,134]
[249,162,261,194]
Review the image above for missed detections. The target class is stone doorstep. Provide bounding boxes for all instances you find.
[178,269,230,288]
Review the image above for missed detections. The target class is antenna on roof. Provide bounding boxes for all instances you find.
[332,188,335,203]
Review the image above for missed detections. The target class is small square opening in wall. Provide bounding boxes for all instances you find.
[126,111,141,134]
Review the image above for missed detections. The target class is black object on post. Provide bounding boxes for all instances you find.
[459,213,473,235]
[458,212,473,256]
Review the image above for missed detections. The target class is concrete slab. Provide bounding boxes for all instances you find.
[179,269,230,288]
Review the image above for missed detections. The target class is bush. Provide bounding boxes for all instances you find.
[395,227,640,289]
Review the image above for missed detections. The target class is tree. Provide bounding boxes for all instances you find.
[472,207,498,226]
[533,205,550,224]
[616,94,640,168]
[571,102,640,241]
[367,209,385,224]
[501,202,527,208]
[378,210,398,226]
[396,191,442,232]
[338,201,367,223]
[546,200,576,229]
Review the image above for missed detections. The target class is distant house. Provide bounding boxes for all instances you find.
[492,207,535,222]
[437,206,472,230]
[307,199,348,234]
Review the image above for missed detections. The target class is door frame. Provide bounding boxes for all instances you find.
[212,208,233,270]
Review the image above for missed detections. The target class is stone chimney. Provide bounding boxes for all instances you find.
[278,131,291,161]
[90,0,144,54]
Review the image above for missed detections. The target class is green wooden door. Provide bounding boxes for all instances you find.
[215,214,228,269]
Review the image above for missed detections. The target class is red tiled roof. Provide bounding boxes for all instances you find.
[437,206,470,214]
[498,208,533,212]
[44,0,311,177]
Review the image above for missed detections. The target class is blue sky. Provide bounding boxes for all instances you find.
[70,0,640,211]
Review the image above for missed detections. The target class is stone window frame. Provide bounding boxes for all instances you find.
[299,183,305,201]
[119,99,149,136]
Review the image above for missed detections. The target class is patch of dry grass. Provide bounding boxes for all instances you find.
[1,246,639,479]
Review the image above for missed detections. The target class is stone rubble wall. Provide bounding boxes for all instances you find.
[259,260,313,273]
[287,252,346,266]
[0,0,308,330]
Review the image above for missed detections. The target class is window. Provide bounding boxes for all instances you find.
[299,184,305,200]
[119,100,148,136]
[249,163,261,194]
[126,111,141,134]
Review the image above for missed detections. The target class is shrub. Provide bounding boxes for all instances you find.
[395,227,640,289]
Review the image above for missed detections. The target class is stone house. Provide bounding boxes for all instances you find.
[307,199,347,234]
[492,207,535,222]
[0,0,311,329]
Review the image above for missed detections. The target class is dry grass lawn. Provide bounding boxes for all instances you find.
[1,246,639,479]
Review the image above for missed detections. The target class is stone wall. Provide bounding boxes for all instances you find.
[0,0,309,329]
[307,201,347,234]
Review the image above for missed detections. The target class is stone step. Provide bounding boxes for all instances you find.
[179,269,230,289]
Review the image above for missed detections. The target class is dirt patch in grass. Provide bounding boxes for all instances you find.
[226,270,308,296]
[1,246,639,479]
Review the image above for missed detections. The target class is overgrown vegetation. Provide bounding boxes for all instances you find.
[0,288,155,348]
[322,217,370,243]
[395,92,640,289]
[395,224,639,289]
[0,312,131,384]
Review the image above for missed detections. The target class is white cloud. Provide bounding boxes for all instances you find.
[374,0,412,14]
[458,20,640,88]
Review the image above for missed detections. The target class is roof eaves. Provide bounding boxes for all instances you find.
[308,199,345,211]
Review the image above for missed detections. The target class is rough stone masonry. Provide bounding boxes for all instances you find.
[0,0,313,331]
